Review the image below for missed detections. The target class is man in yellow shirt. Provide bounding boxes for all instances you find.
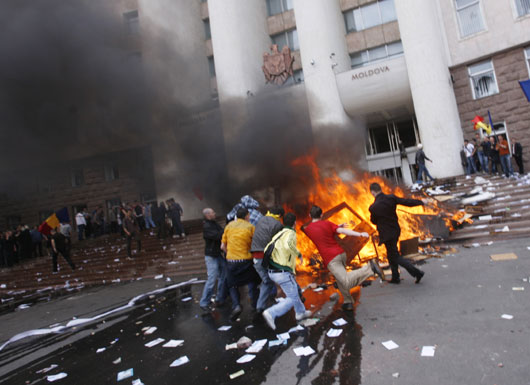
[221,207,261,321]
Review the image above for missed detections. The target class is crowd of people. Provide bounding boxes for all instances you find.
[199,186,426,330]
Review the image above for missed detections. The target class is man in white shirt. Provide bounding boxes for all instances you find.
[464,139,476,175]
[75,211,86,241]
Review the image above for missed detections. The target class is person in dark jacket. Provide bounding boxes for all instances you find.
[123,210,141,257]
[167,199,185,238]
[250,206,284,312]
[415,144,434,184]
[3,231,16,267]
[512,138,524,174]
[50,228,75,272]
[30,226,43,258]
[369,183,425,284]
[154,201,168,239]
[199,208,228,311]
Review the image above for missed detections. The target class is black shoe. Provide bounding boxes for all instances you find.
[200,305,211,312]
[415,271,424,284]
[388,279,401,284]
[230,305,242,321]
[369,259,385,281]
[341,303,354,312]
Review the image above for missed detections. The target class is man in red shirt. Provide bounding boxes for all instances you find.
[304,205,384,311]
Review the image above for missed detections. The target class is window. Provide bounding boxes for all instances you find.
[71,168,84,187]
[208,57,216,77]
[344,0,397,33]
[204,20,211,40]
[525,47,530,77]
[455,0,485,37]
[468,60,499,99]
[515,0,530,17]
[123,10,140,35]
[266,0,294,16]
[271,29,299,51]
[104,164,119,182]
[350,41,403,68]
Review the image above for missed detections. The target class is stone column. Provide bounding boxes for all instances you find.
[394,0,464,177]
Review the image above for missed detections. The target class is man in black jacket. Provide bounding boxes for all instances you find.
[512,138,524,174]
[199,208,228,311]
[369,183,425,284]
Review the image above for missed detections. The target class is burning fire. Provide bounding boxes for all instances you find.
[286,153,448,272]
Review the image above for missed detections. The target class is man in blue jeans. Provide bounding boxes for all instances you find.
[262,213,311,330]
[199,208,228,311]
[415,144,434,184]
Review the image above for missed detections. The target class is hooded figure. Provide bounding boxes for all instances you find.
[226,195,263,226]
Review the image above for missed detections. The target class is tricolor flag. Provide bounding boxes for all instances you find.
[471,115,492,135]
[38,207,70,235]
[519,80,530,102]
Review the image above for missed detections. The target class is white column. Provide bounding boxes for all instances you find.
[208,0,270,102]
[394,0,464,177]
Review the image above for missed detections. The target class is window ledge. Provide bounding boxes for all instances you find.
[473,91,500,100]
[457,28,488,42]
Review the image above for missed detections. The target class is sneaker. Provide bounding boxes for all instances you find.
[295,310,312,321]
[262,309,276,330]
[230,305,242,321]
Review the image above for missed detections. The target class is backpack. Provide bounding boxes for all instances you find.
[262,229,288,269]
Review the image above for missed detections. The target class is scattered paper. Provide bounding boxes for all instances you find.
[277,332,290,341]
[300,318,319,327]
[0,284,6,289]
[225,343,238,350]
[144,327,157,335]
[181,297,192,302]
[170,356,190,367]
[117,368,134,381]
[472,243,480,248]
[18,304,31,310]
[163,339,184,348]
[236,354,256,364]
[112,358,121,364]
[37,364,58,374]
[392,373,400,378]
[154,275,163,280]
[421,346,436,357]
[512,287,525,291]
[268,339,287,347]
[501,314,514,320]
[478,215,492,221]
[168,261,178,265]
[246,339,267,354]
[288,325,304,333]
[229,370,245,379]
[313,287,324,292]
[132,379,144,385]
[332,318,347,327]
[145,338,165,348]
[218,325,232,331]
[326,328,343,338]
[96,347,106,353]
[293,346,315,356]
[47,373,68,382]
[382,340,399,350]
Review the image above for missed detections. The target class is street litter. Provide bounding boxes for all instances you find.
[293,346,316,356]
[421,346,436,357]
[236,336,252,348]
[494,226,510,232]
[47,373,68,382]
[288,325,304,333]
[117,368,134,381]
[501,314,514,320]
[382,340,399,350]
[269,339,287,347]
[512,287,524,291]
[170,356,190,367]
[300,318,319,327]
[218,325,232,331]
[332,318,347,327]
[18,304,30,310]
[0,284,6,289]
[392,373,399,378]
[37,364,59,374]
[143,327,157,335]
[168,261,178,265]
[490,253,518,261]
[313,287,324,292]
[154,275,163,280]
[225,343,238,350]
[96,347,106,353]
[145,338,165,348]
[326,328,343,338]
[229,370,245,379]
[246,339,267,353]
[277,332,290,340]
[181,297,192,302]
[132,379,144,385]
[112,358,122,364]
[236,354,256,364]
[163,339,184,348]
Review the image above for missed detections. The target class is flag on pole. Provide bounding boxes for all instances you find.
[38,207,70,235]
[471,115,491,135]
[519,80,530,102]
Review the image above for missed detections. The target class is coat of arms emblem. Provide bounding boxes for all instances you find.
[262,44,295,85]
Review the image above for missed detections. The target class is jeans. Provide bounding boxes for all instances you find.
[199,256,228,307]
[77,224,85,241]
[254,258,277,311]
[327,253,373,304]
[384,238,423,281]
[477,151,488,173]
[229,282,259,310]
[416,163,434,183]
[500,154,513,177]
[145,215,156,229]
[266,271,306,320]
[466,156,476,175]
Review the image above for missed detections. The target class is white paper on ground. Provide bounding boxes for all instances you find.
[229,370,245,379]
[478,215,492,221]
[112,358,121,364]
[163,339,184,348]
[246,339,267,354]
[277,332,290,341]
[143,327,157,335]
[268,339,287,347]
[225,343,238,350]
[170,356,190,367]
[332,318,347,327]
[512,287,525,291]
[131,379,145,385]
[236,354,256,364]
[300,318,319,327]
[117,368,134,381]
[47,373,68,382]
[313,287,324,292]
[501,314,514,320]
[326,328,343,338]
[154,275,163,280]
[382,340,399,350]
[181,297,192,302]
[37,364,59,374]
[421,346,436,357]
[293,346,316,356]
[145,338,165,348]
[288,325,304,333]
[218,325,232,331]
[96,347,106,353]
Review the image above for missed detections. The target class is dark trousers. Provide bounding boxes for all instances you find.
[4,251,14,267]
[383,238,422,281]
[52,249,75,272]
[226,260,261,310]
[136,216,145,231]
[77,225,85,241]
[156,220,167,239]
[171,216,184,236]
[33,242,43,258]
[110,221,118,234]
[514,155,524,174]
[127,232,141,257]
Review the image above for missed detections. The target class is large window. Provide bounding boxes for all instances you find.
[271,29,299,51]
[204,20,211,40]
[455,0,485,37]
[104,164,119,182]
[350,41,403,68]
[267,0,294,16]
[344,0,397,33]
[123,10,140,36]
[525,47,530,77]
[71,168,84,188]
[208,57,216,78]
[515,0,530,17]
[468,60,499,99]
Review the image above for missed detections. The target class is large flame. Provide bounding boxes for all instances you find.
[286,153,447,272]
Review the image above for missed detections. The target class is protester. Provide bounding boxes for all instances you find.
[496,135,513,177]
[489,136,500,175]
[108,206,118,234]
[168,199,185,238]
[123,210,141,257]
[133,201,145,232]
[75,210,86,241]
[262,213,312,330]
[30,226,43,258]
[414,144,434,184]
[369,183,425,284]
[3,230,16,267]
[463,139,476,175]
[144,202,156,230]
[512,137,524,175]
[154,201,168,239]
[199,208,228,311]
[250,206,284,313]
[304,205,384,312]
[221,207,261,321]
[84,209,93,238]
[59,222,72,251]
[50,227,75,273]
[477,133,491,174]
[227,195,263,226]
